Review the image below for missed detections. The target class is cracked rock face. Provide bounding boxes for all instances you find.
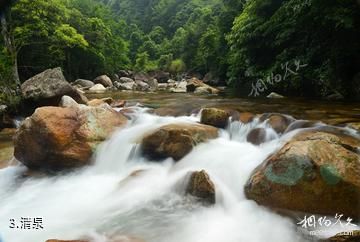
[245,131,360,219]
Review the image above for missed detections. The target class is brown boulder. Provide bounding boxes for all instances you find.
[14,105,127,171]
[259,113,295,134]
[186,170,216,204]
[247,128,267,145]
[141,123,218,161]
[200,108,230,128]
[239,112,255,124]
[245,131,360,218]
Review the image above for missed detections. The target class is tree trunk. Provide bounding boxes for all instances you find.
[1,12,20,86]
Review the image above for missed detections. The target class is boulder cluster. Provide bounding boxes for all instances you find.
[72,70,220,94]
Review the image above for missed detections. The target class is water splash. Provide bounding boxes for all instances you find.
[0,107,356,242]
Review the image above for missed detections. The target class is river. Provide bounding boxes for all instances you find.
[0,92,359,242]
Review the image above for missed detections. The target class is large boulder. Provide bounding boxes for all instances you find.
[186,170,216,204]
[141,123,218,161]
[200,108,230,129]
[21,68,86,105]
[245,131,360,218]
[93,75,113,87]
[14,103,127,171]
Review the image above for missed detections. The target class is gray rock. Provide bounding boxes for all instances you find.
[116,82,135,91]
[93,75,113,87]
[73,79,94,88]
[267,92,285,99]
[119,77,135,83]
[0,105,7,113]
[21,67,74,101]
[147,78,158,91]
[194,86,211,94]
[326,92,344,100]
[135,80,150,91]
[171,81,187,93]
[89,84,106,92]
[158,83,168,90]
[59,95,79,108]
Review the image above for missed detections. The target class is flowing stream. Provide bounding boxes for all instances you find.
[0,94,359,242]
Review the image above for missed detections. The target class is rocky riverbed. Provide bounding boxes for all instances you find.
[0,68,359,242]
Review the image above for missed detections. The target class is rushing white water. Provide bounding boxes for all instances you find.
[0,108,358,242]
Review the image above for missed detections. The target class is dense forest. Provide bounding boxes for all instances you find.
[0,0,359,99]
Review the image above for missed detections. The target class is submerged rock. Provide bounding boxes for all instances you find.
[14,104,127,171]
[141,123,218,161]
[245,131,360,219]
[200,108,230,128]
[93,75,113,87]
[186,170,216,204]
[21,67,87,106]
